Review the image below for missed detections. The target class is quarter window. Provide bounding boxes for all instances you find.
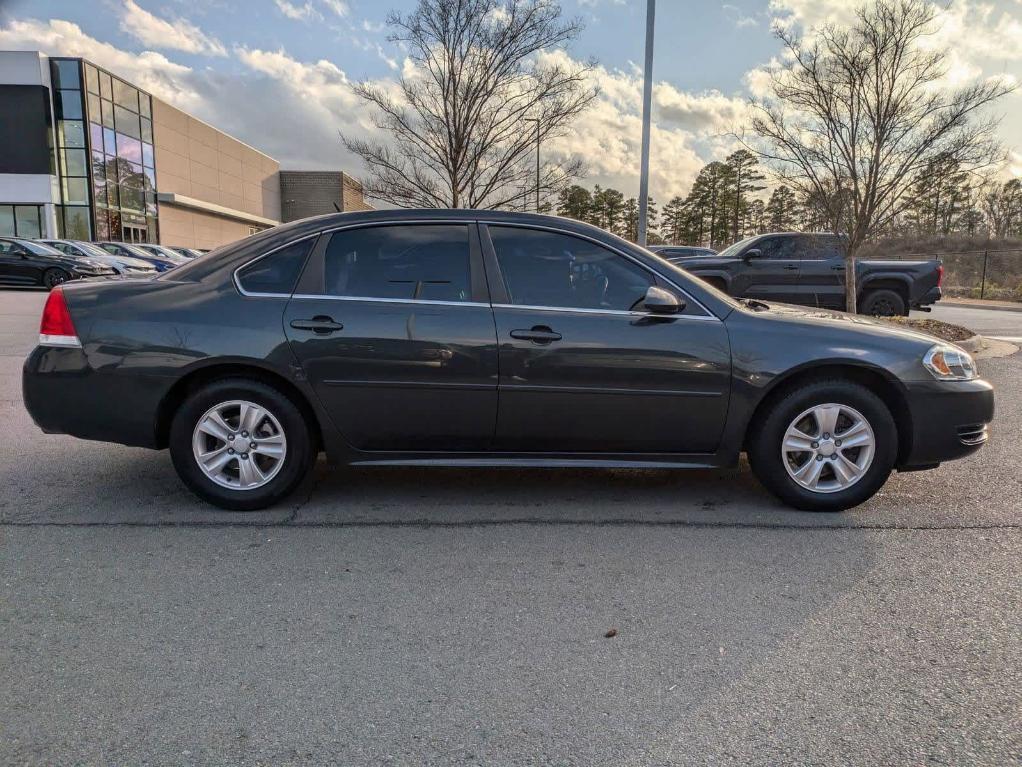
[237,239,315,295]
[320,225,472,302]
[488,227,654,312]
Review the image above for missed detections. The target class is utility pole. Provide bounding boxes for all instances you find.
[637,0,655,246]
[525,117,541,212]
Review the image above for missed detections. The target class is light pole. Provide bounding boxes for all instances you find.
[525,117,541,212]
[637,0,655,245]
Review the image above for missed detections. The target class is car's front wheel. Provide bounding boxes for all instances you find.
[169,378,316,510]
[747,379,898,511]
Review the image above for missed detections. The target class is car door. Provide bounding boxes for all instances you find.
[283,222,499,452]
[730,236,801,303]
[0,240,40,285]
[482,224,731,454]
[795,235,848,309]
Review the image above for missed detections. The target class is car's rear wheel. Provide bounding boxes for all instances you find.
[169,378,316,510]
[747,379,898,511]
[42,268,69,290]
[860,289,906,316]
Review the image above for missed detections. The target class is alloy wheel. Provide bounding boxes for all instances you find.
[191,399,287,490]
[781,403,875,494]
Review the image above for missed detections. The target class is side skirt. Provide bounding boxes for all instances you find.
[346,453,727,469]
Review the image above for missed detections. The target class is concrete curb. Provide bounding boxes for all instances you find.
[940,301,1022,314]
[958,335,983,352]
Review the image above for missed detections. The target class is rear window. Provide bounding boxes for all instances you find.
[319,224,472,302]
[236,239,314,295]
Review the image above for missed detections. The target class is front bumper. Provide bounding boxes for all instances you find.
[899,377,994,468]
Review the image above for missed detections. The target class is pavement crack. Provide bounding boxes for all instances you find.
[1,518,1019,531]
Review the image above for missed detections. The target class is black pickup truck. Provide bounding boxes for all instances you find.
[662,232,942,316]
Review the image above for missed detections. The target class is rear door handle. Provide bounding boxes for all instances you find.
[510,326,562,344]
[782,264,799,271]
[290,316,344,334]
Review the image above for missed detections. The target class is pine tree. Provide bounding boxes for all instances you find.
[556,185,593,221]
[725,150,766,242]
[765,185,799,232]
[660,196,686,244]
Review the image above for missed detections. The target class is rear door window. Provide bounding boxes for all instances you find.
[319,224,472,302]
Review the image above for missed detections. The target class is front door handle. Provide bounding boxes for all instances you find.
[510,326,562,344]
[831,264,846,271]
[290,316,344,334]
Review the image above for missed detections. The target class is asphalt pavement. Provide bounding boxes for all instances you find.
[1,289,1020,766]
[913,302,1022,342]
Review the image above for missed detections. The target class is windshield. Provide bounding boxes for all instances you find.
[714,235,759,260]
[17,239,64,256]
[120,243,185,262]
[71,241,120,260]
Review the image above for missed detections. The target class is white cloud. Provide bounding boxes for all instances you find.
[322,0,350,17]
[274,0,320,22]
[119,0,226,57]
[723,4,758,29]
[536,50,750,201]
[0,18,204,109]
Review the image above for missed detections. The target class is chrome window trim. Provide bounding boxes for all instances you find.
[232,218,721,321]
[489,303,719,321]
[233,232,322,298]
[291,294,489,308]
[479,220,719,321]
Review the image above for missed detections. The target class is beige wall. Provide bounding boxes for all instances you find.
[157,205,261,251]
[152,97,280,248]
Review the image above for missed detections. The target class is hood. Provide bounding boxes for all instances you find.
[746,301,945,347]
[670,255,731,267]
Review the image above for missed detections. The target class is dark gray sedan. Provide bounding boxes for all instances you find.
[22,210,993,512]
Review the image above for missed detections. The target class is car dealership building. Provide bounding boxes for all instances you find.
[0,50,371,249]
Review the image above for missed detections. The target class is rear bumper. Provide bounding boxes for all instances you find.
[899,378,994,467]
[912,286,942,308]
[23,346,165,449]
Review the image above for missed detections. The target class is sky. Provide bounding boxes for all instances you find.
[1,0,1021,204]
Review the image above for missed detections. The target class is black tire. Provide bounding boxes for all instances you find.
[42,268,69,290]
[860,289,906,317]
[747,379,898,512]
[169,378,316,511]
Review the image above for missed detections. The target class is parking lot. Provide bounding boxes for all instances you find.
[2,289,1020,765]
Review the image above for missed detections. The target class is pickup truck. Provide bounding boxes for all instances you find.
[661,232,942,316]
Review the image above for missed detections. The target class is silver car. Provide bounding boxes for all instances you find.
[41,240,157,276]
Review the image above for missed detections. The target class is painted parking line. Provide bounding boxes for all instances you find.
[988,336,1022,343]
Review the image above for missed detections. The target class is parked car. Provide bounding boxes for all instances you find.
[41,239,157,276]
[670,232,942,316]
[23,211,992,512]
[166,246,205,259]
[135,243,197,261]
[95,241,187,272]
[648,245,718,259]
[0,237,117,288]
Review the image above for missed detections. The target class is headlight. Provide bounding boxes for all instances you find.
[923,344,977,381]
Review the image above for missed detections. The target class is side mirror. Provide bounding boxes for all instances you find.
[743,248,762,261]
[642,285,684,314]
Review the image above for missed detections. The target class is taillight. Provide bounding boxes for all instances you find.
[39,287,80,347]
[937,265,944,287]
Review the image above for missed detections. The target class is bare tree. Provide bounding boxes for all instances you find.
[748,0,1011,312]
[343,0,596,209]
